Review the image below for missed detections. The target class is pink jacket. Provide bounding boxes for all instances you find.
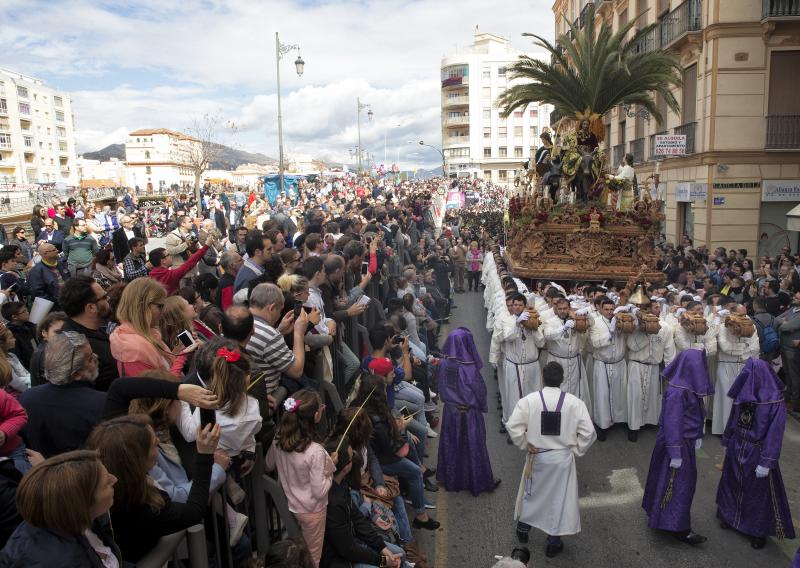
[0,389,26,456]
[265,441,334,514]
[109,323,186,377]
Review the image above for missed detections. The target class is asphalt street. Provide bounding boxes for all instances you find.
[416,290,798,568]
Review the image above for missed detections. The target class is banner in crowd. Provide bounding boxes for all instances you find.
[445,190,465,209]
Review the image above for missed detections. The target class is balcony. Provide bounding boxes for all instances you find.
[443,116,470,127]
[0,142,11,150]
[631,138,645,164]
[441,76,468,89]
[631,26,661,54]
[649,130,668,160]
[766,115,800,149]
[0,104,6,116]
[442,95,470,108]
[578,3,592,28]
[660,0,702,48]
[613,143,625,166]
[762,0,800,19]
[443,136,470,146]
[673,121,697,154]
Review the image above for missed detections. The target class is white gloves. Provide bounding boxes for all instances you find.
[490,362,497,371]
[716,309,730,318]
[675,308,686,318]
[563,319,576,331]
[613,305,630,315]
[609,316,617,333]
[517,312,530,324]
[631,306,640,316]
[575,307,589,316]
[669,458,683,469]
[755,465,769,478]
[695,439,702,449]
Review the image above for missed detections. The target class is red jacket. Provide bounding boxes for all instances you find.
[149,245,209,295]
[0,389,26,456]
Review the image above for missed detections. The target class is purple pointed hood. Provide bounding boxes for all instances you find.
[663,349,714,397]
[727,357,785,404]
[440,327,483,368]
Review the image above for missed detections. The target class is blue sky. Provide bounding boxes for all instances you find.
[0,0,554,168]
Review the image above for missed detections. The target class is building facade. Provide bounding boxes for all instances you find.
[440,30,553,186]
[125,128,199,192]
[0,68,78,186]
[76,157,127,187]
[552,0,800,257]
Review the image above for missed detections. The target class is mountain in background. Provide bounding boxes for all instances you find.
[82,143,278,170]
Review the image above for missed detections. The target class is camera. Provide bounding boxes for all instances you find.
[184,232,199,244]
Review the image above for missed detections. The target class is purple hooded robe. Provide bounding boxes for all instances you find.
[642,349,713,532]
[436,327,496,496]
[716,358,795,539]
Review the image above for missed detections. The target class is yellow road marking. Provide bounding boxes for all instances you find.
[435,479,449,568]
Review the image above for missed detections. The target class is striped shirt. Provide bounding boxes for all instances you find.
[245,316,294,395]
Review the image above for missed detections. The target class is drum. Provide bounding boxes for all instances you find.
[573,314,589,333]
[522,307,540,330]
[682,314,708,336]
[616,312,637,334]
[726,314,755,338]
[639,313,661,335]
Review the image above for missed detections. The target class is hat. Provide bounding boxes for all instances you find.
[368,357,394,376]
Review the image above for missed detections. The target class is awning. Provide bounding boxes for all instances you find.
[787,203,800,232]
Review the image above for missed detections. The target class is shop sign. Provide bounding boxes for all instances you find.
[762,179,800,202]
[712,181,760,190]
[676,182,706,202]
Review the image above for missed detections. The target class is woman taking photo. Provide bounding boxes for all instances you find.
[0,450,120,567]
[29,206,47,240]
[87,414,221,563]
[109,278,194,377]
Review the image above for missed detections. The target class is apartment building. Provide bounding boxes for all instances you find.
[552,0,800,256]
[440,30,553,186]
[0,68,78,186]
[125,128,199,192]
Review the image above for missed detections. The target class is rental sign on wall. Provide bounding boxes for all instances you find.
[762,180,800,202]
[653,134,687,156]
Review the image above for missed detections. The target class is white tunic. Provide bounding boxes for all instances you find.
[507,387,596,535]
[543,318,592,415]
[499,315,545,422]
[625,325,675,431]
[712,324,760,434]
[589,316,628,429]
[492,309,516,422]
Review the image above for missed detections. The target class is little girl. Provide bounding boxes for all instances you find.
[265,389,335,568]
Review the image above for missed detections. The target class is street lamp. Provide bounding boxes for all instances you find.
[357,97,372,173]
[622,103,650,121]
[275,32,304,198]
[418,140,446,178]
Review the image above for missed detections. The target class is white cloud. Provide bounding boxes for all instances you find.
[0,0,556,168]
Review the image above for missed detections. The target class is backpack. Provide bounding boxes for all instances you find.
[754,316,780,356]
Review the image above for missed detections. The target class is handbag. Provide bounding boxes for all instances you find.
[540,390,566,436]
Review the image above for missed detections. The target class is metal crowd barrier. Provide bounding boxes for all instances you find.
[137,524,209,568]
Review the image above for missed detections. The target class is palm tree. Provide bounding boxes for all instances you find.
[497,4,682,125]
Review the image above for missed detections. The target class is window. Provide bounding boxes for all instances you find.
[59,141,67,152]
[513,111,523,118]
[482,66,490,79]
[529,109,538,117]
[483,127,491,138]
[0,133,10,147]
[498,66,507,77]
[54,96,63,107]
[18,102,30,115]
[514,147,523,158]
[57,126,66,137]
[483,170,491,179]
[0,99,6,113]
[498,126,507,137]
[514,126,523,136]
[16,85,28,98]
[530,126,538,138]
[481,87,491,99]
[484,147,492,157]
[48,142,53,150]
[0,81,4,95]
[499,170,508,180]
[23,135,33,148]
[145,150,151,159]
[145,166,152,174]
[55,110,65,122]
[682,64,697,124]
[47,127,51,135]
[0,119,7,131]
[482,108,491,119]
[499,146,507,157]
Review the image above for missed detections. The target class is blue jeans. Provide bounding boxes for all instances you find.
[352,541,409,568]
[381,458,424,515]
[8,443,31,475]
[393,495,412,543]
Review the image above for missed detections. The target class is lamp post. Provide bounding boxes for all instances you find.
[418,140,446,178]
[357,97,373,173]
[275,32,305,198]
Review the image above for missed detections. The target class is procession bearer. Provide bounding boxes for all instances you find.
[543,297,592,415]
[589,297,628,440]
[499,292,546,412]
[507,362,596,559]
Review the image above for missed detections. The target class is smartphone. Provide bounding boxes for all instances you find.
[399,406,410,418]
[392,335,404,345]
[294,301,303,318]
[303,306,313,314]
[361,261,369,275]
[7,281,17,293]
[176,330,195,348]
